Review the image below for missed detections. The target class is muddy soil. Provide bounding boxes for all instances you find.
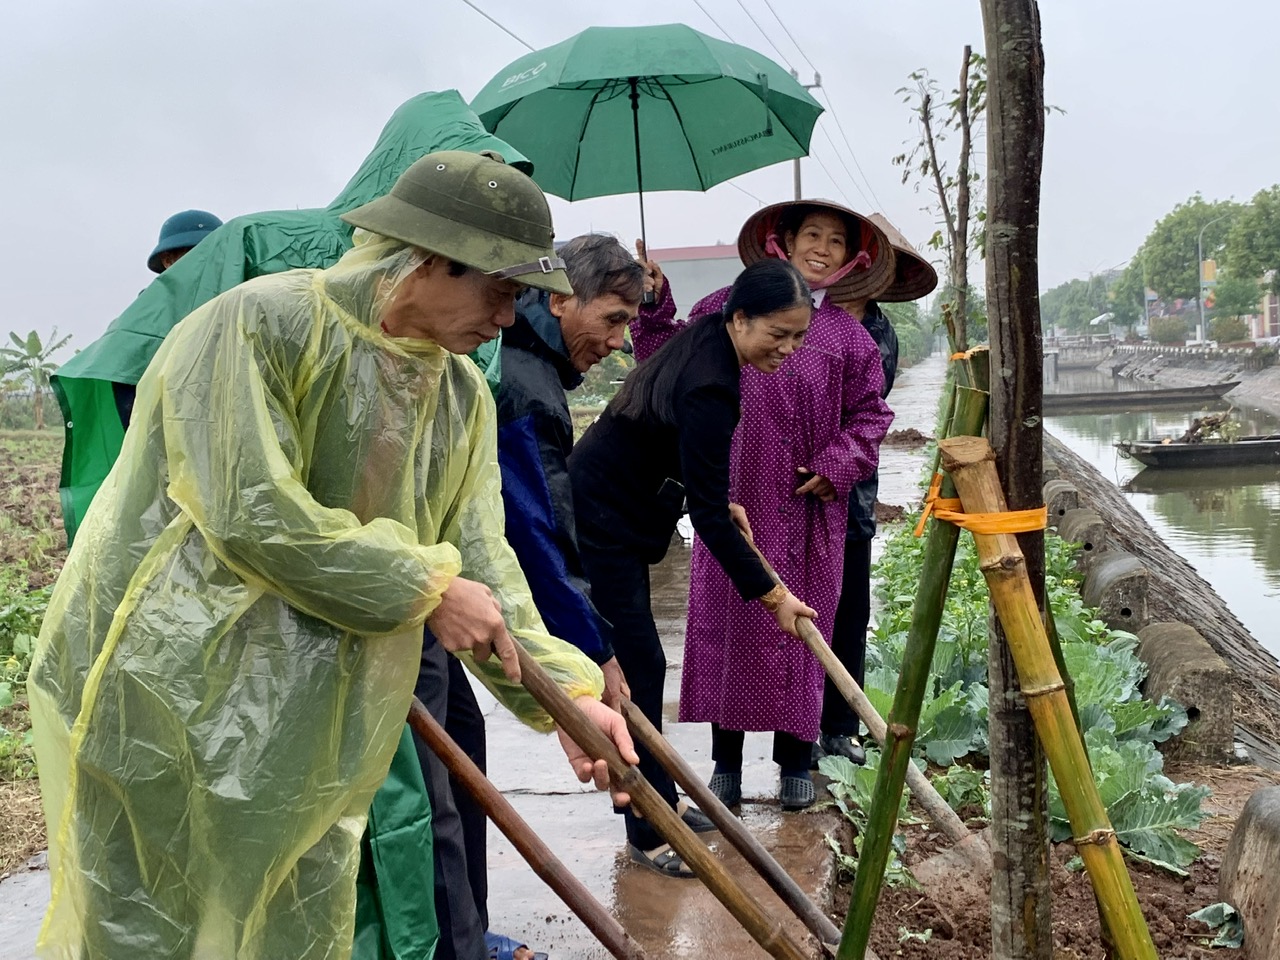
[846,762,1280,958]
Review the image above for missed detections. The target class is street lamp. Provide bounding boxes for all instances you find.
[1197,214,1230,343]
[790,69,821,200]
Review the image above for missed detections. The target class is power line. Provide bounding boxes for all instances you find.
[749,5,887,212]
[457,0,534,51]
[815,122,875,210]
[725,180,766,207]
[732,0,793,71]
[813,90,885,211]
[761,0,819,76]
[691,0,736,42]
[810,152,855,210]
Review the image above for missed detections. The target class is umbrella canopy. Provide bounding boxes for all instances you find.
[470,23,823,203]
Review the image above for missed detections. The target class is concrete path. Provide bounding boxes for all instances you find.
[0,355,947,959]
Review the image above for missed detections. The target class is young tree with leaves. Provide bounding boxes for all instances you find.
[1,328,72,430]
[894,47,986,351]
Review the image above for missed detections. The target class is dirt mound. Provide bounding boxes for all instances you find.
[874,501,906,523]
[884,428,932,449]
[850,762,1280,958]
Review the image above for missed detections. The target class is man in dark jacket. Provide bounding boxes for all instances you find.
[413,234,709,960]
[496,233,641,706]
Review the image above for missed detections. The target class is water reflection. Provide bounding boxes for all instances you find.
[1048,400,1280,659]
[1047,368,1161,394]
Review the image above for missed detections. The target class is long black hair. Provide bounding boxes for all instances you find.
[612,258,810,423]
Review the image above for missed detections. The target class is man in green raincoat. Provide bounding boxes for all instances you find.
[28,149,637,960]
[48,91,540,959]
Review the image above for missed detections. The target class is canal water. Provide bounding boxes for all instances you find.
[1047,368,1280,659]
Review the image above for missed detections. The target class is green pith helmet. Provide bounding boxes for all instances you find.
[341,150,571,295]
[148,209,223,273]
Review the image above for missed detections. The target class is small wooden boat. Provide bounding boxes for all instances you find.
[1116,434,1280,468]
[1045,381,1238,414]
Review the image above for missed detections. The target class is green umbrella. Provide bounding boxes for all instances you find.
[471,23,823,251]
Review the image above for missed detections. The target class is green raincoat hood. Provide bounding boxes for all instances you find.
[54,89,528,544]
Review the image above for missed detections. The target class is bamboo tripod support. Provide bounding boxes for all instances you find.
[407,697,649,960]
[509,644,811,960]
[619,699,845,954]
[838,382,991,960]
[939,435,1157,960]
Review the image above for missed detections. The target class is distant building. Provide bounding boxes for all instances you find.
[646,243,742,316]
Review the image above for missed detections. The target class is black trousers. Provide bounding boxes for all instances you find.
[578,541,680,851]
[822,537,873,737]
[710,724,813,772]
[411,632,489,960]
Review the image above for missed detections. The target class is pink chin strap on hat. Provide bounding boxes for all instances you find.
[764,224,873,291]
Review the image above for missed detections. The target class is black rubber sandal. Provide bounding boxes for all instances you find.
[780,775,817,811]
[708,771,742,808]
[629,842,696,878]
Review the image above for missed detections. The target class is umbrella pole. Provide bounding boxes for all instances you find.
[629,77,654,305]
[407,697,650,960]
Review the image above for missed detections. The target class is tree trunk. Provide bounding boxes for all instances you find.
[977,2,1050,958]
[953,45,973,351]
[34,382,44,430]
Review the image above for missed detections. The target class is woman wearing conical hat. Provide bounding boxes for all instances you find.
[814,214,940,768]
[633,199,894,812]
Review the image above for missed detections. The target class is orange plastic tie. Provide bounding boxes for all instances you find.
[915,472,1049,536]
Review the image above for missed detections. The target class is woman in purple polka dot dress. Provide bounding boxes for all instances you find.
[632,201,896,810]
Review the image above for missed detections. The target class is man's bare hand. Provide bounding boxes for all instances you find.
[635,239,665,297]
[599,656,631,711]
[795,467,837,502]
[557,696,640,806]
[426,578,521,682]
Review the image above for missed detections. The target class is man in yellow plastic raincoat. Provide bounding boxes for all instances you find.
[27,150,637,960]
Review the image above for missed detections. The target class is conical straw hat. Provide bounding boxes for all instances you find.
[737,199,895,303]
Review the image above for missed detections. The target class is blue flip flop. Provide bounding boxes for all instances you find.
[485,931,548,960]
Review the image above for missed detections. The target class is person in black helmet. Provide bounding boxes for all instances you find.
[147,208,224,273]
[111,209,224,427]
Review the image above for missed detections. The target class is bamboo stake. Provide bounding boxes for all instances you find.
[619,699,844,953]
[746,544,973,850]
[939,435,1157,960]
[509,644,811,960]
[407,697,650,960]
[837,384,990,960]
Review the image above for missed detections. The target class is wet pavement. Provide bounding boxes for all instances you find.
[481,353,946,959]
[0,355,948,959]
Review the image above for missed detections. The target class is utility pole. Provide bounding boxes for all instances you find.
[1197,213,1229,343]
[790,69,821,199]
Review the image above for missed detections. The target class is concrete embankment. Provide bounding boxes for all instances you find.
[1107,345,1280,417]
[1045,433,1280,769]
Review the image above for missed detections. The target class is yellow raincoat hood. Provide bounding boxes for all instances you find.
[28,232,603,959]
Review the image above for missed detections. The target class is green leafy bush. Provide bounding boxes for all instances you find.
[853,517,1207,873]
[0,567,47,780]
[1150,316,1189,344]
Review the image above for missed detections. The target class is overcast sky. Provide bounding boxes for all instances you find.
[3,1,1276,352]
